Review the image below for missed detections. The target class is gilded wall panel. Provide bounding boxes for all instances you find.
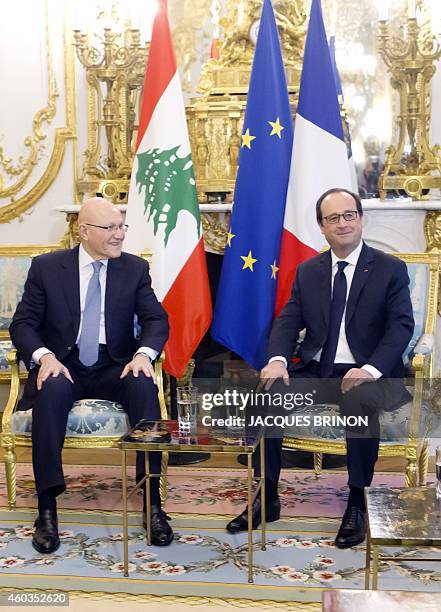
[0,0,74,224]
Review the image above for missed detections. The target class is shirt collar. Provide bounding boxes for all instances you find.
[79,244,108,270]
[331,240,363,269]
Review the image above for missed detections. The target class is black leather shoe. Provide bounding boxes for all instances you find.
[142,506,173,546]
[226,497,281,534]
[32,509,60,554]
[334,506,366,549]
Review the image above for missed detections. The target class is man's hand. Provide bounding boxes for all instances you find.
[341,368,374,394]
[258,360,289,391]
[120,353,157,385]
[37,353,73,391]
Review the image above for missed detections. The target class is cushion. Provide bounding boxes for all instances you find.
[404,262,429,364]
[11,398,129,437]
[282,398,431,445]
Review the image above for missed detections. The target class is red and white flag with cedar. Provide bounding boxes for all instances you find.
[125,0,212,377]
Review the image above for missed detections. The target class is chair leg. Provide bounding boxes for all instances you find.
[4,445,17,510]
[160,451,168,504]
[405,457,418,487]
[314,452,323,479]
[418,441,429,487]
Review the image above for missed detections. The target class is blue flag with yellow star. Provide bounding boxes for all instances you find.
[211,0,293,369]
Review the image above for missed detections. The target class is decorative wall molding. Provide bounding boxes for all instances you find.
[0,0,75,223]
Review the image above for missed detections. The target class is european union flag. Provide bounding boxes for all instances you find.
[211,0,293,370]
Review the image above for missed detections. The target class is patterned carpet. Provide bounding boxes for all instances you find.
[0,510,440,602]
[0,465,440,601]
[0,464,412,517]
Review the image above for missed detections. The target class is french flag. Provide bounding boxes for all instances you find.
[275,0,353,314]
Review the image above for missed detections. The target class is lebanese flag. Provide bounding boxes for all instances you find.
[125,0,212,377]
[275,0,352,315]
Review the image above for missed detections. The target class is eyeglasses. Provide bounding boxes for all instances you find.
[322,211,359,224]
[85,223,129,233]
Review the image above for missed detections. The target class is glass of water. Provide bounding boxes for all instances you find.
[436,446,441,499]
[176,385,198,434]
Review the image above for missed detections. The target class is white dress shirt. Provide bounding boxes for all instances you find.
[32,245,158,364]
[270,240,382,379]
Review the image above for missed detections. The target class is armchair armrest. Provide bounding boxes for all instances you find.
[411,333,434,373]
[1,349,21,435]
[413,333,434,356]
[0,349,169,434]
[155,351,168,420]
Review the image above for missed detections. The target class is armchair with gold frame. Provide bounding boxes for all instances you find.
[282,251,440,487]
[0,246,169,510]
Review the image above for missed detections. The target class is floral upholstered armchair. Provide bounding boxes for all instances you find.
[282,251,440,487]
[0,246,168,510]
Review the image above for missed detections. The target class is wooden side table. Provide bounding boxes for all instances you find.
[364,486,441,590]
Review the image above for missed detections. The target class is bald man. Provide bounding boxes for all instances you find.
[10,198,171,554]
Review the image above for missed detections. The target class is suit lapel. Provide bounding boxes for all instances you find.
[319,250,332,326]
[105,256,125,336]
[345,242,374,325]
[60,247,81,329]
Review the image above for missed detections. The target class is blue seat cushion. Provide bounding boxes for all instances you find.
[11,399,129,437]
[282,398,431,445]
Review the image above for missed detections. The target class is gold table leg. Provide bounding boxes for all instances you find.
[372,544,379,590]
[122,450,129,577]
[145,451,151,546]
[260,437,266,551]
[247,452,253,583]
[365,530,371,589]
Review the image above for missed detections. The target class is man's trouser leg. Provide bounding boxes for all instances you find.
[32,375,76,497]
[96,364,162,504]
[339,381,382,490]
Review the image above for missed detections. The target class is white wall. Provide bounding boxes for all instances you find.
[0,0,74,245]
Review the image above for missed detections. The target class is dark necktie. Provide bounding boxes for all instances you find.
[319,261,349,378]
[78,261,103,366]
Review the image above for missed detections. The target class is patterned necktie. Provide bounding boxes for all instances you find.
[78,261,103,366]
[319,261,349,378]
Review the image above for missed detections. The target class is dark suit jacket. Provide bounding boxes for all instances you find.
[10,247,169,406]
[268,243,414,381]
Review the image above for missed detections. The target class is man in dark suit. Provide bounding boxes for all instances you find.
[226,188,414,548]
[10,198,172,554]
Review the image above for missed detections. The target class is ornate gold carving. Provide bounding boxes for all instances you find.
[424,212,441,252]
[73,25,148,202]
[63,27,77,133]
[0,129,73,224]
[170,0,212,94]
[0,0,66,211]
[424,213,441,314]
[198,0,306,95]
[0,0,57,199]
[378,16,441,199]
[59,213,81,248]
[187,98,245,195]
[201,212,230,253]
[186,1,305,250]
[64,24,79,203]
[187,1,304,200]
[0,2,75,223]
